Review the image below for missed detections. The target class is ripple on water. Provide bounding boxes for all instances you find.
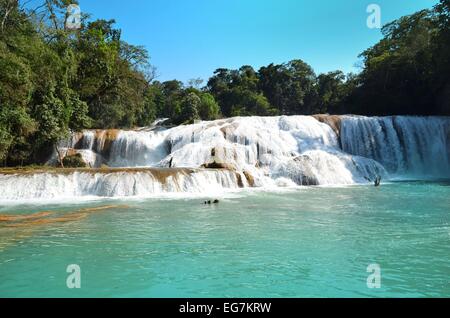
[0,182,449,297]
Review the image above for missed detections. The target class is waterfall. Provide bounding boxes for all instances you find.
[2,115,449,201]
[341,116,450,178]
[0,169,242,201]
[51,128,169,168]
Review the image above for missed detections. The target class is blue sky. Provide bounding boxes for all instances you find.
[78,0,438,83]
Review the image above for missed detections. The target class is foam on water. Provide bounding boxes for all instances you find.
[341,116,450,178]
[0,169,242,202]
[3,115,450,201]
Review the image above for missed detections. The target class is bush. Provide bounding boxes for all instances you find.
[62,153,87,168]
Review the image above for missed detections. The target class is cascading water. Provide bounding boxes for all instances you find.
[341,116,450,178]
[0,168,242,201]
[2,115,449,201]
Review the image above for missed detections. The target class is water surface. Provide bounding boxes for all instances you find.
[0,181,449,297]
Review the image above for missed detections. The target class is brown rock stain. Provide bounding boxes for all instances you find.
[65,148,78,157]
[243,170,255,187]
[94,129,120,157]
[313,114,342,138]
[0,167,197,176]
[220,122,239,140]
[149,168,193,185]
[235,172,244,188]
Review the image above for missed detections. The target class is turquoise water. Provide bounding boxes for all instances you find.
[0,182,449,297]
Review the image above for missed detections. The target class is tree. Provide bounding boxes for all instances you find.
[258,59,318,115]
[160,80,183,122]
[316,71,346,113]
[0,105,36,163]
[1,0,449,167]
[207,68,237,117]
[0,2,39,164]
[179,92,200,124]
[0,2,150,165]
[0,0,19,35]
[137,83,163,126]
[32,89,70,167]
[348,8,441,115]
[187,77,204,89]
[198,92,220,120]
[207,66,277,117]
[258,63,290,114]
[433,0,450,114]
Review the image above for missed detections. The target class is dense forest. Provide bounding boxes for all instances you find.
[0,0,449,166]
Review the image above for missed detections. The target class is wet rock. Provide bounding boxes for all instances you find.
[243,170,255,187]
[313,114,342,138]
[201,161,236,171]
[235,173,244,188]
[273,155,320,186]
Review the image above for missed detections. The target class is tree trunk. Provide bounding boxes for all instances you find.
[54,144,64,168]
[0,1,14,33]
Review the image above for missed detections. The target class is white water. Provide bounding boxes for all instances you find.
[0,169,241,202]
[341,116,450,178]
[2,115,449,201]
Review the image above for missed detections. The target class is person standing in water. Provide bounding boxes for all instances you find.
[374,176,381,187]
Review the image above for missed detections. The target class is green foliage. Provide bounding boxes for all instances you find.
[0,12,37,162]
[0,104,37,163]
[316,71,346,113]
[32,89,70,151]
[0,125,12,160]
[0,2,155,165]
[207,66,278,117]
[0,0,449,167]
[136,83,161,126]
[180,92,200,124]
[160,80,183,122]
[0,105,35,161]
[206,1,450,117]
[67,93,92,131]
[258,60,318,115]
[62,153,87,168]
[0,44,33,107]
[345,1,450,115]
[198,93,220,120]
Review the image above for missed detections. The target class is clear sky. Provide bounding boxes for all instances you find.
[78,0,438,83]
